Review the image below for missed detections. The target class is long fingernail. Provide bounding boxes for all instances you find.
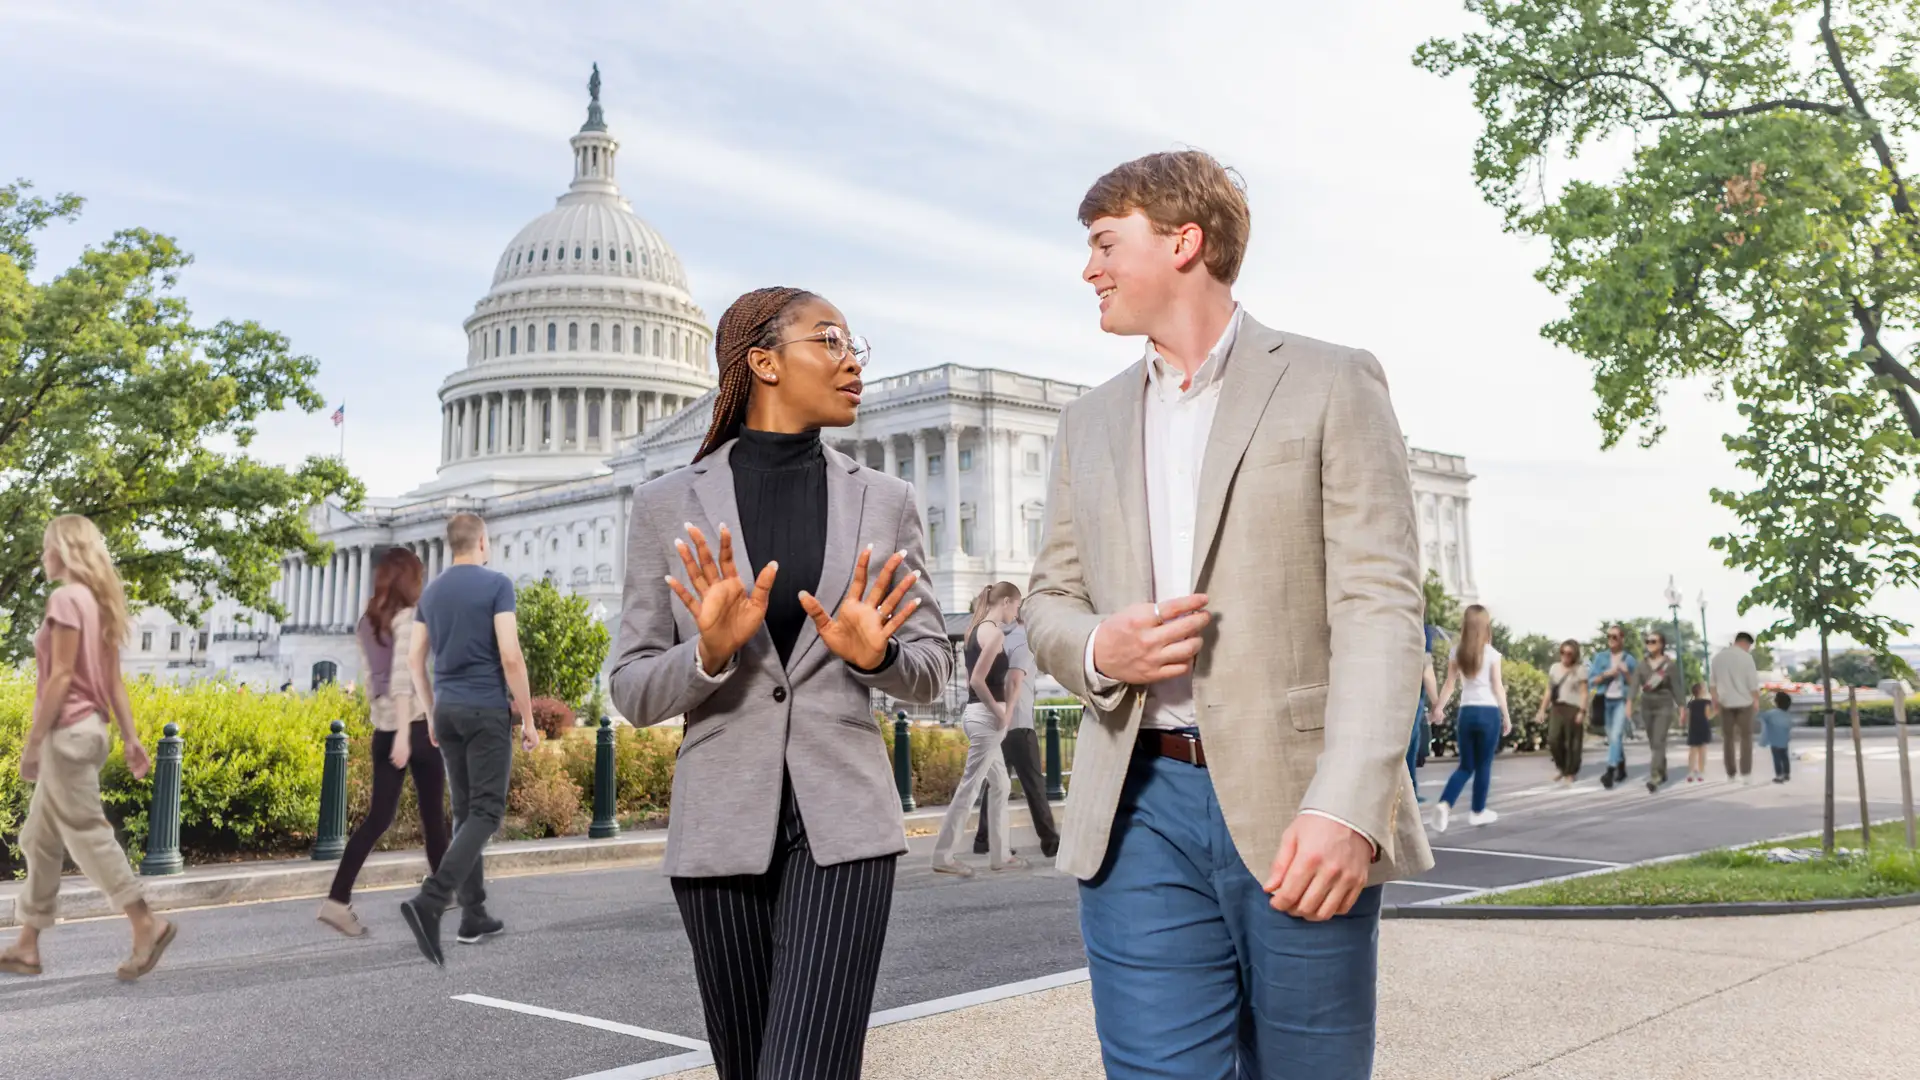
[683,522,693,530]
[896,550,906,559]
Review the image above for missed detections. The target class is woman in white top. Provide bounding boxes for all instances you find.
[1431,604,1511,832]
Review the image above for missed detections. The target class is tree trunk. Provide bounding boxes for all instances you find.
[1821,630,1837,855]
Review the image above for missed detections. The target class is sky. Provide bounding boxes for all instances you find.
[4,0,1912,651]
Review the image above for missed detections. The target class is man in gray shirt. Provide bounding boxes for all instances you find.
[1710,630,1763,784]
[974,619,1060,859]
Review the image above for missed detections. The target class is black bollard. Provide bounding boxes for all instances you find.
[311,719,348,861]
[1044,707,1066,802]
[590,716,620,838]
[139,723,185,876]
[893,710,915,812]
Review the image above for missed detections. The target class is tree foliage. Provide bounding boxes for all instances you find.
[0,181,361,661]
[516,579,611,709]
[1791,648,1888,685]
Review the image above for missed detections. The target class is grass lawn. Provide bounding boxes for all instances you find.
[1466,823,1920,907]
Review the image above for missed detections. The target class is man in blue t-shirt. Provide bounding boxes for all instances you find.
[399,512,535,967]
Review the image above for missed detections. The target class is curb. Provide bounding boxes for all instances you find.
[1383,890,1920,920]
[0,799,1058,928]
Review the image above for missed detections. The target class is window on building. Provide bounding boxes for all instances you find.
[960,518,976,555]
[1026,451,1042,474]
[611,323,622,353]
[568,323,579,351]
[494,328,502,356]
[524,541,532,555]
[541,247,549,262]
[169,631,181,652]
[671,334,680,360]
[929,523,943,552]
[510,325,518,354]
[625,249,633,264]
[515,251,521,265]
[959,449,973,471]
[141,631,153,652]
[652,328,662,355]
[311,660,337,689]
[557,245,565,261]
[547,323,557,350]
[600,529,609,545]
[592,245,600,261]
[577,532,585,548]
[590,323,601,351]
[574,245,582,259]
[198,631,209,652]
[528,324,537,352]
[552,537,561,552]
[633,326,643,353]
[928,454,943,476]
[897,461,912,480]
[1027,517,1043,556]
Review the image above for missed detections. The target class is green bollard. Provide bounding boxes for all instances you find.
[1044,707,1066,802]
[893,710,915,812]
[311,719,348,861]
[139,723,185,876]
[590,716,620,839]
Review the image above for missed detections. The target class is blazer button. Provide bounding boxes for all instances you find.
[772,686,788,703]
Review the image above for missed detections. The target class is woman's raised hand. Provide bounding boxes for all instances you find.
[666,523,778,675]
[798,545,921,671]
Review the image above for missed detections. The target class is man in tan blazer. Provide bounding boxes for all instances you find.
[1024,151,1432,1078]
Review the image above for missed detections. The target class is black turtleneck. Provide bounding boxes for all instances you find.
[732,428,828,667]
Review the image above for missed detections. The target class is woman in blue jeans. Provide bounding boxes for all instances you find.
[1431,604,1512,832]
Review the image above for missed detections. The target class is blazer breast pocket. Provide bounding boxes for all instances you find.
[1243,437,1308,473]
[1286,683,1329,732]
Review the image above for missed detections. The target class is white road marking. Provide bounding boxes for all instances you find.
[454,995,711,1051]
[1427,847,1622,867]
[1389,880,1479,890]
[555,968,1095,1080]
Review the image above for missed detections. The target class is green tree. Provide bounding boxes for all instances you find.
[516,579,611,709]
[1493,626,1559,671]
[1791,649,1886,686]
[1416,2,1920,444]
[1422,569,1463,632]
[0,182,359,660]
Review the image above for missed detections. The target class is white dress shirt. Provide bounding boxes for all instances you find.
[1082,306,1376,852]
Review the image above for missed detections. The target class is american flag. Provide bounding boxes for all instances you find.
[330,404,345,426]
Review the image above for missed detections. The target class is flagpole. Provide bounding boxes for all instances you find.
[337,402,346,464]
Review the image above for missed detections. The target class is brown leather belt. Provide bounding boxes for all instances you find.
[1137,728,1207,768]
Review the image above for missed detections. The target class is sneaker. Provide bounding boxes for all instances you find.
[1741,774,1754,786]
[456,912,505,945]
[1773,776,1787,784]
[932,859,975,878]
[1433,802,1451,833]
[316,899,366,938]
[991,856,1031,872]
[1469,809,1499,827]
[1601,768,1616,790]
[398,898,445,967]
[1647,779,1659,794]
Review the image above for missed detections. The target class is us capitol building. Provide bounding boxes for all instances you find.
[125,77,1480,694]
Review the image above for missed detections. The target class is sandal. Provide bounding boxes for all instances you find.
[116,919,178,982]
[0,951,42,977]
[932,859,975,878]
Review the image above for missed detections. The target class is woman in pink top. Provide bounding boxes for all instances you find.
[0,515,177,981]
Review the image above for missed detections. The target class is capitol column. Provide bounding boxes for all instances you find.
[881,436,897,480]
[600,388,613,452]
[1002,429,1019,560]
[944,423,963,557]
[318,554,334,629]
[909,430,929,535]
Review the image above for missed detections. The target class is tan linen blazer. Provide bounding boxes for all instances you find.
[1025,314,1435,886]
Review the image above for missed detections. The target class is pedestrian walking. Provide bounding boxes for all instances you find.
[609,287,951,1080]
[0,515,177,982]
[397,513,538,966]
[318,547,449,937]
[1635,630,1686,793]
[935,582,1026,875]
[1024,151,1430,1078]
[1536,639,1588,786]
[1711,631,1763,783]
[1684,683,1715,782]
[1407,624,1443,801]
[1432,604,1511,831]
[972,613,1061,859]
[1759,690,1795,783]
[1589,625,1638,788]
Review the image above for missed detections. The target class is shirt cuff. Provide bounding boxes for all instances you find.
[1083,625,1122,692]
[849,639,898,676]
[1299,809,1381,862]
[691,649,738,684]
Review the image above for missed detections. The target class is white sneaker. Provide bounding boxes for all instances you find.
[1469,809,1500,827]
[1432,802,1451,833]
[1741,774,1754,786]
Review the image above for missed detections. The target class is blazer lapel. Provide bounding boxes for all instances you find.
[787,445,867,675]
[1190,319,1290,589]
[1104,361,1154,601]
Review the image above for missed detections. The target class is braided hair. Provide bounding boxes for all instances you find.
[693,286,818,462]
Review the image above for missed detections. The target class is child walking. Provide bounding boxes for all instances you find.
[1758,690,1795,783]
[1685,682,1714,783]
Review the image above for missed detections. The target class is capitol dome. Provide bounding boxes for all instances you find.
[420,67,717,497]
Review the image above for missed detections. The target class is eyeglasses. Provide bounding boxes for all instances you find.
[769,326,871,367]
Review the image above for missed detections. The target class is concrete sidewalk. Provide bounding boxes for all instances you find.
[653,907,1920,1079]
[0,798,1057,927]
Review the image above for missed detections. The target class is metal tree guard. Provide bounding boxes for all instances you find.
[312,720,348,861]
[893,710,915,811]
[590,717,620,839]
[1045,708,1066,802]
[139,723,185,876]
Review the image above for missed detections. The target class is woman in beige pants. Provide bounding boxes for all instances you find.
[0,515,176,981]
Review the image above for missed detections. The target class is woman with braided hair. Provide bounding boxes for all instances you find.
[610,287,952,1080]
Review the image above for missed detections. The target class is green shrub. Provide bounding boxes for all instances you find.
[880,722,972,807]
[0,671,364,872]
[530,696,575,739]
[507,744,583,839]
[559,725,677,822]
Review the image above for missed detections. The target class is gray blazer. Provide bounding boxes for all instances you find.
[609,439,952,877]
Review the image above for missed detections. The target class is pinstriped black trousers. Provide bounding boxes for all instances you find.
[670,781,895,1080]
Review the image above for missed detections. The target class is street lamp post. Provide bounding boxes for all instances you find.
[1698,591,1711,679]
[1663,576,1683,658]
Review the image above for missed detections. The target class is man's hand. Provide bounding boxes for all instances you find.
[521,721,539,753]
[1091,594,1210,685]
[124,740,151,781]
[798,545,921,670]
[667,524,778,676]
[1264,814,1372,922]
[19,741,41,783]
[390,733,412,770]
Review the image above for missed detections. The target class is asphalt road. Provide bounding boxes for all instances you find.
[3,730,1911,1080]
